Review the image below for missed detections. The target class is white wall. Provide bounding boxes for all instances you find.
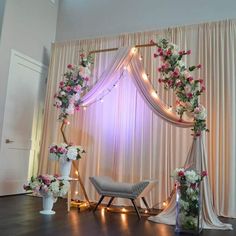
[0,0,6,41]
[0,0,59,148]
[56,0,236,41]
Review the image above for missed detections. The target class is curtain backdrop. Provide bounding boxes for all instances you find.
[39,19,236,219]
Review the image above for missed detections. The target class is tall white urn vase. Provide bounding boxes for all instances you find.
[40,195,57,215]
[59,158,72,180]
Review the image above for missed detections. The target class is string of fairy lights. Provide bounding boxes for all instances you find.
[79,47,173,113]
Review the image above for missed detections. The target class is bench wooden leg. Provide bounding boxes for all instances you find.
[93,195,105,212]
[107,197,115,207]
[130,199,141,219]
[141,197,150,211]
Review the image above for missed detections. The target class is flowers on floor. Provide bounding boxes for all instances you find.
[151,38,208,136]
[172,168,207,231]
[23,174,70,197]
[49,143,85,161]
[54,53,93,120]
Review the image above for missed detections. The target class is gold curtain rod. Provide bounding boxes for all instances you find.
[88,43,157,55]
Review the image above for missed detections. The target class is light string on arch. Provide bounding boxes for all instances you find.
[79,47,140,110]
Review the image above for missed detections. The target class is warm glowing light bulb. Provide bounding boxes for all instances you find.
[122,208,126,212]
[142,73,148,81]
[139,56,143,61]
[100,99,104,103]
[163,201,167,207]
[151,91,158,99]
[75,171,78,175]
[144,210,148,214]
[131,47,137,54]
[75,191,78,195]
[83,106,87,111]
[123,66,127,70]
[63,119,70,125]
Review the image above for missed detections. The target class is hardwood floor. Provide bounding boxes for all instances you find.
[0,195,235,236]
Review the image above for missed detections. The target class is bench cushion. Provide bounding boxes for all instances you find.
[90,176,156,199]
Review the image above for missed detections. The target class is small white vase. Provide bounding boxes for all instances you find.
[59,158,72,180]
[40,195,57,215]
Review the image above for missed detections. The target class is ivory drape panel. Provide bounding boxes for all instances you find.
[39,19,236,220]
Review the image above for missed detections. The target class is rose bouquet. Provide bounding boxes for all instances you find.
[49,143,85,161]
[23,174,70,197]
[172,168,207,232]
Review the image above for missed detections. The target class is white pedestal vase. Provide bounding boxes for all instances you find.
[59,158,72,180]
[40,195,57,215]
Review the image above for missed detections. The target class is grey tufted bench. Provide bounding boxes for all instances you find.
[90,176,158,218]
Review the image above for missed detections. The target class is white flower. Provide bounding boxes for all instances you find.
[74,92,80,101]
[172,168,185,178]
[185,170,199,184]
[50,181,60,194]
[179,199,189,211]
[59,180,70,196]
[60,91,66,96]
[65,104,75,115]
[66,146,78,160]
[194,104,207,120]
[184,84,192,94]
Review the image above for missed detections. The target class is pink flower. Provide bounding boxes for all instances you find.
[172,68,180,78]
[49,146,57,153]
[176,80,182,87]
[178,171,185,177]
[199,79,204,84]
[84,77,89,81]
[186,50,191,55]
[80,53,85,58]
[66,86,72,92]
[187,76,194,83]
[73,85,81,92]
[75,105,80,111]
[158,78,163,83]
[154,53,158,58]
[58,147,66,154]
[166,49,172,56]
[197,64,202,69]
[187,93,193,99]
[178,50,184,55]
[67,64,73,69]
[201,85,206,92]
[201,171,208,177]
[59,81,64,88]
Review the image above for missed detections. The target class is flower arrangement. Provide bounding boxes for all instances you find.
[23,174,70,197]
[54,53,93,120]
[151,38,208,136]
[49,143,85,161]
[172,168,207,231]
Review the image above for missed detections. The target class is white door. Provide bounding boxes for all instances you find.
[0,50,47,195]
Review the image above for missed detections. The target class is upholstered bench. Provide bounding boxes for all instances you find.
[89,176,158,218]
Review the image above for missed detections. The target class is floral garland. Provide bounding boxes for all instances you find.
[54,53,93,120]
[151,38,208,136]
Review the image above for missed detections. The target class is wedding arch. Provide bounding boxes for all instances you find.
[40,34,234,230]
[69,44,231,230]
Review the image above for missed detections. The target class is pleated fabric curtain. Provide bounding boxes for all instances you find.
[39,19,236,221]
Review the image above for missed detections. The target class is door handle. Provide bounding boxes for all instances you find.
[5,139,14,143]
